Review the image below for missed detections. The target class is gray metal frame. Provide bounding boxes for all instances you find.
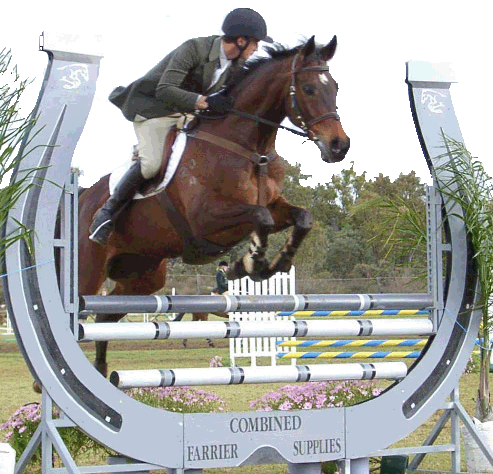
[1,36,489,474]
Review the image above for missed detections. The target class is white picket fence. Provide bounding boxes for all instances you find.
[0,312,13,335]
[229,266,296,367]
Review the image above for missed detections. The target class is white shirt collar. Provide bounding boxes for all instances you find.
[219,43,232,69]
[209,43,232,89]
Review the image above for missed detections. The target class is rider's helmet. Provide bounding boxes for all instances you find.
[222,8,273,43]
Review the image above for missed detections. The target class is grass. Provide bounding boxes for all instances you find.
[0,329,489,473]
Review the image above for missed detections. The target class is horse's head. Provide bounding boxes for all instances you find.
[286,36,350,163]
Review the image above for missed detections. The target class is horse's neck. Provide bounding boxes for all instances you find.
[204,64,291,153]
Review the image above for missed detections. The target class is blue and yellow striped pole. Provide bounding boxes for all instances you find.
[277,309,429,317]
[277,351,423,359]
[277,338,428,348]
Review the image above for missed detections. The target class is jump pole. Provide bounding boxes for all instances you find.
[2,32,490,474]
[277,338,430,348]
[78,318,434,341]
[277,309,429,317]
[110,362,409,389]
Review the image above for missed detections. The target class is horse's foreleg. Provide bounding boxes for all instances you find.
[228,206,274,281]
[262,197,313,277]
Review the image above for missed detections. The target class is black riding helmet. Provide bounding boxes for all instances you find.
[222,8,273,43]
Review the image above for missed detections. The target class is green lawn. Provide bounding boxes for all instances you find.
[0,330,488,473]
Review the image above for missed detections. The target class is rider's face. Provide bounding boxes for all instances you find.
[233,37,259,60]
[240,39,259,60]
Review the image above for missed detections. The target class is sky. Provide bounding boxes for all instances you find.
[2,0,492,189]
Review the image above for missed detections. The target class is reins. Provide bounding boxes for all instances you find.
[198,54,340,140]
[229,108,309,137]
[198,108,309,137]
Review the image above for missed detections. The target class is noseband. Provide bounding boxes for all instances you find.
[289,55,340,138]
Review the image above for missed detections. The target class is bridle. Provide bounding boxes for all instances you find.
[224,53,340,141]
[288,54,340,139]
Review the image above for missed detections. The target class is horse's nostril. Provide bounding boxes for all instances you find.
[331,138,343,154]
[331,137,350,156]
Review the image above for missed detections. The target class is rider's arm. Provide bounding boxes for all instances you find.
[155,38,208,112]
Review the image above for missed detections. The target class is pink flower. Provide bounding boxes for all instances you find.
[279,401,293,410]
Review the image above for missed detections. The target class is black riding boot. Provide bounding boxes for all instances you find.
[89,161,147,245]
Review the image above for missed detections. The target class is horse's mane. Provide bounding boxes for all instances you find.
[226,41,324,91]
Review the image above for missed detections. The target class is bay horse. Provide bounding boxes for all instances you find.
[78,36,350,377]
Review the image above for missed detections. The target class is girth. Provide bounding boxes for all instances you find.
[187,129,277,206]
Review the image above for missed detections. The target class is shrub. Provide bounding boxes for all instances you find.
[124,386,226,413]
[0,403,110,463]
[250,380,383,412]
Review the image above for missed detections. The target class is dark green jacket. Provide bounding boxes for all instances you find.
[109,35,231,121]
[215,269,229,295]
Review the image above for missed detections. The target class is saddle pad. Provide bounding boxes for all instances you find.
[109,131,188,200]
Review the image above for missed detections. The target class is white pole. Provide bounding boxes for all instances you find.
[79,318,434,342]
[110,362,408,389]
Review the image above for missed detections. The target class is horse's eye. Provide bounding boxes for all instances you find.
[302,84,315,96]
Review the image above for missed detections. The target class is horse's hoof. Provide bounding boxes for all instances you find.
[94,361,108,378]
[32,381,42,394]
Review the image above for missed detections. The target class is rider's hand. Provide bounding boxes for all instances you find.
[206,91,235,114]
[195,95,209,110]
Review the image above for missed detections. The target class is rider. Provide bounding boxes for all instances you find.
[89,8,273,245]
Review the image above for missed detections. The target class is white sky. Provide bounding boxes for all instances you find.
[2,0,492,188]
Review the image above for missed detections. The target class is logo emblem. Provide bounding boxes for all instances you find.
[421,89,447,114]
[57,64,89,90]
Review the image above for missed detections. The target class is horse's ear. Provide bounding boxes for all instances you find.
[299,36,317,62]
[320,35,337,62]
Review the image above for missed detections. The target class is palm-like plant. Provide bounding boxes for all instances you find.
[436,136,493,422]
[0,48,38,258]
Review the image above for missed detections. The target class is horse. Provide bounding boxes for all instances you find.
[78,35,350,377]
[173,311,228,348]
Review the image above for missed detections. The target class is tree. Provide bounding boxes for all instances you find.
[351,172,427,269]
[324,228,371,278]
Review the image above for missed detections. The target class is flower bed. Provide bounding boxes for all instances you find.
[250,380,384,411]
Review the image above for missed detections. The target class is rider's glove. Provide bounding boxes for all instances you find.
[206,91,235,114]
